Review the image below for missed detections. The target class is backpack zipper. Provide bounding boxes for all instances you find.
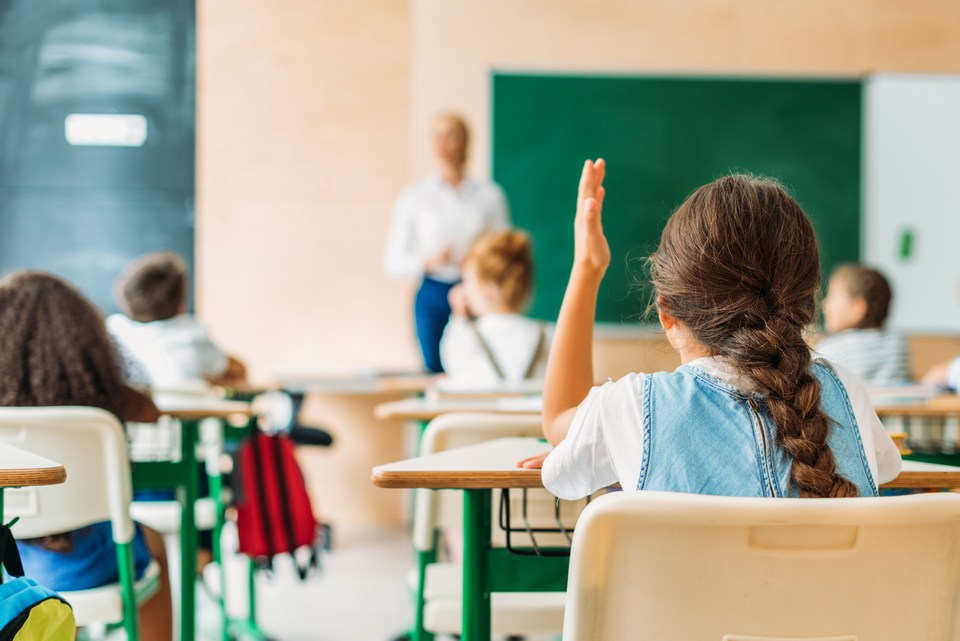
[749,398,776,497]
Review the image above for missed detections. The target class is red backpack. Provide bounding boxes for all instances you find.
[235,431,320,578]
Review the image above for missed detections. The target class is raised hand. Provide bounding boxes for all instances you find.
[573,158,610,278]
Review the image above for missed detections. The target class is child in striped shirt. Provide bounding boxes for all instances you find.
[816,264,910,385]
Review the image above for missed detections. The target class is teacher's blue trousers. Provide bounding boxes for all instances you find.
[414,277,454,373]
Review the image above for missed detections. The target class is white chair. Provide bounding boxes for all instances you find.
[412,412,578,639]
[129,414,221,604]
[130,388,224,558]
[563,490,960,641]
[0,407,161,641]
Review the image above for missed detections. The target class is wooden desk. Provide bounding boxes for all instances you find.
[372,437,960,641]
[133,397,253,641]
[153,396,254,421]
[273,371,435,396]
[373,396,543,422]
[0,443,66,581]
[875,394,960,419]
[0,442,66,489]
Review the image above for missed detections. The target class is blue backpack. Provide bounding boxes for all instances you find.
[0,524,74,640]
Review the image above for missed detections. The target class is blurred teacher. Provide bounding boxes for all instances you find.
[385,113,511,373]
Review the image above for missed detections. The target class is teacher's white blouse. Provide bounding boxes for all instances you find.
[384,173,510,283]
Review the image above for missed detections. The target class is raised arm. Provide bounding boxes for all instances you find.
[542,159,609,446]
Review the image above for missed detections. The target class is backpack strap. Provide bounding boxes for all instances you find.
[0,522,24,578]
[249,432,274,572]
[522,324,547,381]
[467,318,507,381]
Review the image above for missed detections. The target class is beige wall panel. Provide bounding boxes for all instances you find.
[908,335,960,380]
[197,0,416,379]
[409,0,739,179]
[738,0,960,73]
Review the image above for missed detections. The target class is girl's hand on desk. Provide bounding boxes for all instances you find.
[517,451,550,469]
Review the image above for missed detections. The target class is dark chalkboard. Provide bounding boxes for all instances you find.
[0,0,196,313]
[492,73,862,323]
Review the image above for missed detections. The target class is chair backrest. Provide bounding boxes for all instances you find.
[563,491,960,641]
[0,407,135,543]
[413,412,582,552]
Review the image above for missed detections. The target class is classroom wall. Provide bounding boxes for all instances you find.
[197,0,960,382]
[196,0,417,376]
[196,1,960,525]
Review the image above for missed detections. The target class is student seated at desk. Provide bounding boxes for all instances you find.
[521,163,901,501]
[440,229,552,385]
[0,271,172,641]
[921,284,960,389]
[924,358,960,391]
[816,264,909,386]
[107,251,247,389]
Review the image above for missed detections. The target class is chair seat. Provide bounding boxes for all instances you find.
[60,560,162,627]
[130,498,218,533]
[420,562,565,635]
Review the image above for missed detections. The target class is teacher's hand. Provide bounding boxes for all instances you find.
[425,246,453,273]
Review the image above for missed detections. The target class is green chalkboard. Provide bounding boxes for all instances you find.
[492,73,862,323]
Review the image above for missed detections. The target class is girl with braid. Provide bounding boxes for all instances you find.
[519,161,902,500]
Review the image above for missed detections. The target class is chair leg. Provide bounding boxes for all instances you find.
[413,534,437,641]
[116,541,140,641]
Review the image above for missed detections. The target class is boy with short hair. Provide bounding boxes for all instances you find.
[108,252,247,388]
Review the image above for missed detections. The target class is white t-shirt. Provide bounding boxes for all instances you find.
[814,328,910,386]
[440,314,551,386]
[543,357,903,501]
[106,313,228,388]
[384,174,511,283]
[949,357,960,390]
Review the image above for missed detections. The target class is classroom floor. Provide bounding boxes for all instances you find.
[189,523,560,641]
[203,524,413,641]
[100,523,558,641]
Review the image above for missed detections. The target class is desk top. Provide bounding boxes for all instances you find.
[374,396,543,421]
[273,370,436,395]
[371,437,960,491]
[874,394,960,418]
[0,443,66,488]
[372,438,546,489]
[153,394,254,420]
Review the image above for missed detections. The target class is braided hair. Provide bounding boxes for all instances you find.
[650,175,858,498]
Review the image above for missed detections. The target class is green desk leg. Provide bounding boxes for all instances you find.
[462,489,492,641]
[179,419,200,641]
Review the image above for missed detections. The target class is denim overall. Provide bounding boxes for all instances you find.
[638,363,877,497]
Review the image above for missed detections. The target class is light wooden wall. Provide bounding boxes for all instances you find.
[197,0,960,381]
[196,0,960,525]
